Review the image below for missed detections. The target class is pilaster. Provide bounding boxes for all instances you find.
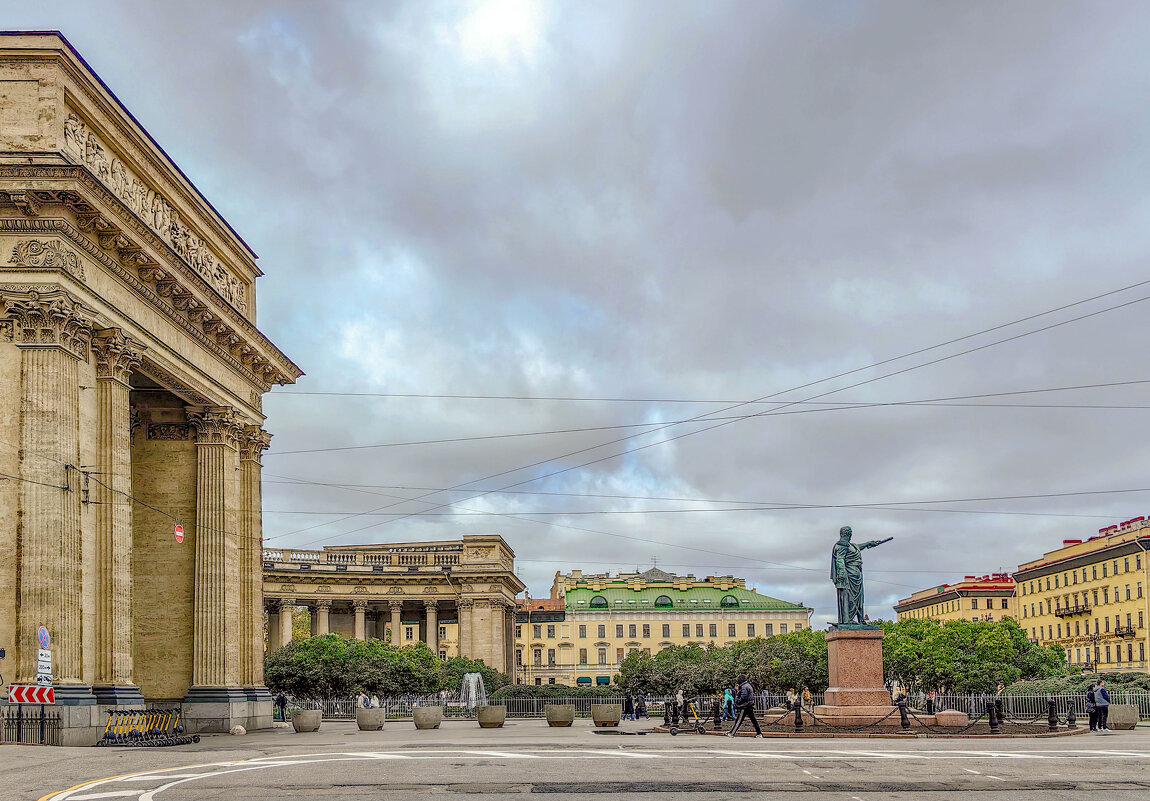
[238,425,271,689]
[315,599,331,636]
[458,599,474,659]
[425,600,439,655]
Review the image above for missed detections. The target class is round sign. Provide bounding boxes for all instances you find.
[174,524,184,544]
[37,626,49,649]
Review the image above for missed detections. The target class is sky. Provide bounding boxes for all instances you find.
[6,1,1150,626]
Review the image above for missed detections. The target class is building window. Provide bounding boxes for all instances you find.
[1001,599,1008,609]
[533,625,542,639]
[590,596,608,608]
[971,598,979,609]
[1126,585,1132,601]
[1105,618,1110,633]
[1103,588,1109,604]
[1124,557,1130,572]
[662,623,670,638]
[654,595,673,608]
[439,626,446,640]
[548,649,556,666]
[1138,583,1144,599]
[616,647,624,663]
[628,624,637,638]
[781,623,788,634]
[794,622,803,631]
[1139,611,1144,628]
[597,624,606,638]
[720,595,739,608]
[579,648,588,664]
[764,624,773,636]
[709,624,717,638]
[728,623,736,637]
[1105,645,1111,663]
[547,625,555,638]
[1057,623,1062,638]
[616,624,624,638]
[405,626,414,640]
[1075,621,1080,636]
[548,678,556,684]
[597,648,607,665]
[579,624,587,638]
[1102,564,1108,578]
[642,624,650,638]
[682,624,690,637]
[516,649,522,666]
[695,624,704,638]
[439,650,446,660]
[516,625,522,638]
[1137,554,1142,570]
[747,623,755,637]
[533,649,542,666]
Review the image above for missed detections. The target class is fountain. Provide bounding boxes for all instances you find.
[460,672,487,710]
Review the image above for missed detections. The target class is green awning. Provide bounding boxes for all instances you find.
[595,676,611,685]
[576,677,592,685]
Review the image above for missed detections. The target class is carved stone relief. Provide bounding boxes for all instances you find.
[8,239,85,280]
[62,111,248,313]
[147,423,191,441]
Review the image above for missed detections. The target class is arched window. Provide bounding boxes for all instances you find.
[589,596,608,608]
[720,595,739,608]
[654,595,673,608]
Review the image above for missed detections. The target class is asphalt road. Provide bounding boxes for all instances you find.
[6,719,1150,800]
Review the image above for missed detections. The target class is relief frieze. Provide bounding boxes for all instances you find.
[7,239,84,280]
[63,111,248,313]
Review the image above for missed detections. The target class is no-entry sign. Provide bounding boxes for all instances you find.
[8,684,54,704]
[174,524,184,543]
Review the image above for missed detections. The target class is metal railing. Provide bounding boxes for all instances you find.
[907,691,1150,720]
[2,705,61,746]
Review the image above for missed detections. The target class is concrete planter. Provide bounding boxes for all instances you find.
[291,709,321,733]
[545,704,575,727]
[1106,704,1138,730]
[592,703,622,727]
[356,707,386,731]
[477,705,507,728]
[413,706,443,729]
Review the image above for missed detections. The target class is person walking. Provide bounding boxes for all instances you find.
[623,692,635,721]
[786,687,798,710]
[722,686,735,721]
[1096,679,1111,731]
[635,692,648,719]
[1085,683,1098,731]
[369,694,380,709]
[274,692,288,722]
[725,674,763,738]
[801,686,812,711]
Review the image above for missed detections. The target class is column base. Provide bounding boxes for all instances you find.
[91,684,146,706]
[242,686,275,731]
[182,687,270,733]
[52,684,98,706]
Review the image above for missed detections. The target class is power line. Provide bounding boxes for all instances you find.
[260,506,1116,520]
[279,286,1150,547]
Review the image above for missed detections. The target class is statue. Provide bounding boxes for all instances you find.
[830,526,892,626]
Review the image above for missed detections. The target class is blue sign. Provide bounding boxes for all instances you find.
[36,626,49,649]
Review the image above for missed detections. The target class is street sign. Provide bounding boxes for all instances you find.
[36,626,49,649]
[174,523,184,544]
[36,648,52,686]
[8,684,54,704]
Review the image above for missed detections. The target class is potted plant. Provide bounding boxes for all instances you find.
[591,703,622,727]
[290,704,321,733]
[477,705,506,728]
[544,704,575,727]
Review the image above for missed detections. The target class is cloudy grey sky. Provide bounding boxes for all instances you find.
[9,1,1150,625]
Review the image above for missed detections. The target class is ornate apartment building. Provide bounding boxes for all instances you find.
[894,574,1017,623]
[514,568,812,686]
[0,32,300,742]
[1014,519,1149,673]
[262,536,525,674]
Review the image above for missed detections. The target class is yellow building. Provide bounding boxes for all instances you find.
[1014,519,1149,673]
[514,567,812,687]
[894,574,1017,622]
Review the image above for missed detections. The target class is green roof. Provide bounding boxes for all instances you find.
[564,585,805,612]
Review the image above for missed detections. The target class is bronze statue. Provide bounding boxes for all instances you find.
[830,526,892,626]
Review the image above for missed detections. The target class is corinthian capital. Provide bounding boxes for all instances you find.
[91,328,145,385]
[239,425,273,464]
[1,288,96,358]
[185,405,243,447]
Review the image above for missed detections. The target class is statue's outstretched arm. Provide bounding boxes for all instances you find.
[859,537,894,550]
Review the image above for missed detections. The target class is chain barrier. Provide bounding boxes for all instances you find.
[800,705,903,732]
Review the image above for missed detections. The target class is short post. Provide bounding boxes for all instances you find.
[995,697,1004,723]
[987,701,1000,734]
[670,701,679,727]
[1066,702,1076,729]
[712,697,723,731]
[897,699,910,730]
[1047,697,1058,732]
[793,698,804,730]
[925,696,935,715]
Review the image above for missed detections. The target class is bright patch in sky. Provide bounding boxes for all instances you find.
[454,0,544,66]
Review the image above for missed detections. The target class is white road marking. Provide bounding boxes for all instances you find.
[70,793,145,800]
[986,775,1006,781]
[964,769,982,775]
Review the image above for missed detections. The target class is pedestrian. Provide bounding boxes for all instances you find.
[1085,683,1098,731]
[274,691,288,722]
[675,688,686,723]
[623,692,635,721]
[725,674,763,738]
[1096,679,1110,731]
[369,694,380,709]
[926,690,936,715]
[636,692,648,719]
[722,686,735,721]
[801,686,812,711]
[786,687,798,710]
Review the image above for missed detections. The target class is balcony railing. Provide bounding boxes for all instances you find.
[264,546,464,570]
[1115,625,1137,638]
[1054,603,1091,618]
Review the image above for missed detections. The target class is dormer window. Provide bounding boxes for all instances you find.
[720,595,739,608]
[654,595,673,608]
[589,596,607,608]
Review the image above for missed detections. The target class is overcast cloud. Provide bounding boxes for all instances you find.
[6,1,1150,624]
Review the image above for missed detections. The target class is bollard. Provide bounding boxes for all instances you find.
[995,698,1004,723]
[1066,704,1076,729]
[1047,698,1058,732]
[793,699,804,730]
[713,698,723,731]
[670,701,680,727]
[663,703,671,729]
[987,701,1000,734]
[925,697,935,715]
[897,700,910,730]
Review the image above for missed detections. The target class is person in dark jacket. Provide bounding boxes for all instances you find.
[274,692,288,722]
[623,692,635,721]
[725,674,763,737]
[635,693,648,719]
[1096,680,1111,731]
[1085,683,1097,731]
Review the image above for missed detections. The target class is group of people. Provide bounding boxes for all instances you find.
[621,691,650,720]
[1085,680,1111,732]
[355,692,381,709]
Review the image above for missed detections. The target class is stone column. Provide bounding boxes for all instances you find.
[239,426,271,692]
[353,600,367,640]
[4,290,96,703]
[316,599,331,635]
[505,605,515,675]
[266,604,281,651]
[90,328,145,705]
[390,600,403,644]
[278,599,295,648]
[490,600,507,673]
[458,599,473,658]
[425,600,439,655]
[185,406,244,696]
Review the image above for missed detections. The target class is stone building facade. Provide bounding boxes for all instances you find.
[262,536,525,674]
[0,32,301,741]
[893,573,1017,623]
